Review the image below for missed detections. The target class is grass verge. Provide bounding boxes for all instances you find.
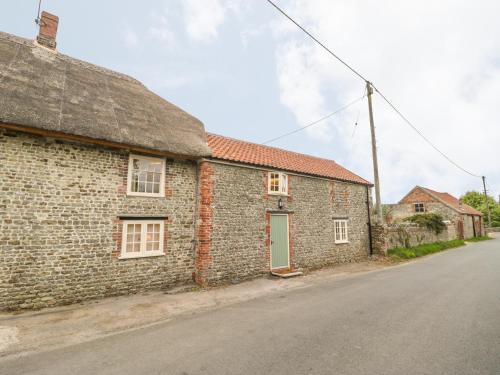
[465,236,492,242]
[388,239,465,260]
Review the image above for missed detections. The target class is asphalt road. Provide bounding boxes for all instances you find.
[2,238,499,375]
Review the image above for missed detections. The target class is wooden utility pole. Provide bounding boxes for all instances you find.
[482,176,492,228]
[366,81,383,224]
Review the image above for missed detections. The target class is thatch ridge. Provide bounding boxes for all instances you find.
[0,31,211,158]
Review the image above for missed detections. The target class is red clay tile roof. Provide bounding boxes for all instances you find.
[207,134,371,185]
[421,187,483,216]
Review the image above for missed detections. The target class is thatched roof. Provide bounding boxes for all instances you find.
[0,32,211,158]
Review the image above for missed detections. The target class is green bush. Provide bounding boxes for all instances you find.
[403,213,446,234]
[465,236,491,242]
[388,239,465,259]
[461,191,500,227]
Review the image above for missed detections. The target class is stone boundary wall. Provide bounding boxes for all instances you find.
[386,223,457,249]
[371,223,458,254]
[370,224,387,255]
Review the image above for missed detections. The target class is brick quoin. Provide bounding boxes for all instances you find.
[328,181,335,204]
[262,171,269,200]
[111,218,122,258]
[265,212,271,267]
[288,213,295,270]
[287,175,293,203]
[117,155,128,196]
[195,161,214,285]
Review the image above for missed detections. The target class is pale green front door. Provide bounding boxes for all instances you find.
[270,214,289,269]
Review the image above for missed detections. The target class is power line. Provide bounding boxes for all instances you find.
[266,0,482,179]
[372,87,482,178]
[262,94,365,145]
[266,0,368,82]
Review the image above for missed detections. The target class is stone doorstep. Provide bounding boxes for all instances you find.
[270,268,304,278]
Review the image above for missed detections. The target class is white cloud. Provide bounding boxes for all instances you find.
[240,24,267,50]
[183,0,244,42]
[148,13,176,49]
[123,28,139,48]
[271,0,500,201]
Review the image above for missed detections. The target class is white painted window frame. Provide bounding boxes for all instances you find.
[334,219,349,244]
[127,154,166,197]
[268,171,288,195]
[120,220,165,259]
[414,202,425,213]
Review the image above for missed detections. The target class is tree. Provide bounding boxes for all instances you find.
[461,191,500,227]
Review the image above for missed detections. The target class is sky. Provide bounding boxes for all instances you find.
[2,0,499,203]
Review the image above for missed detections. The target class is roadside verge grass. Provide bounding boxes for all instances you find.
[388,239,465,260]
[465,236,491,242]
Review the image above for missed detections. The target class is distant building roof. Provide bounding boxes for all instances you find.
[207,133,371,185]
[400,186,483,216]
[421,187,483,216]
[0,31,211,158]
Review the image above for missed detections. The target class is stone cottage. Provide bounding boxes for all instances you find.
[386,186,483,239]
[0,14,372,310]
[195,134,373,285]
[0,15,211,310]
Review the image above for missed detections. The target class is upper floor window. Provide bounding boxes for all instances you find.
[414,203,425,213]
[127,155,165,197]
[334,219,348,243]
[268,172,288,195]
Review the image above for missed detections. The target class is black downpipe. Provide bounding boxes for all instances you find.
[366,185,373,256]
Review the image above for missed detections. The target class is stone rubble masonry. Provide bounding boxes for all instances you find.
[202,161,371,285]
[371,222,459,254]
[370,225,387,255]
[386,224,457,249]
[0,129,197,310]
[0,128,373,310]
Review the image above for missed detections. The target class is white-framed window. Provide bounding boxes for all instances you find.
[120,220,164,259]
[414,203,425,213]
[127,154,166,197]
[268,171,288,195]
[334,219,349,243]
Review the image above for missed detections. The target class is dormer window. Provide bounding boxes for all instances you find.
[268,172,288,195]
[414,203,425,213]
[127,155,166,197]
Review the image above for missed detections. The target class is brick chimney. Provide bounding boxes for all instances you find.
[36,11,59,50]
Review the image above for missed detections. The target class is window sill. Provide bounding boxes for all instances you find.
[335,241,350,244]
[118,253,165,260]
[268,192,289,197]
[126,192,165,198]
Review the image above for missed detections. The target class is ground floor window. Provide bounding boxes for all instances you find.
[334,220,348,243]
[120,220,164,259]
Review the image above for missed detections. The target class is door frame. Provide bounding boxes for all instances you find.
[269,213,290,270]
[457,219,464,240]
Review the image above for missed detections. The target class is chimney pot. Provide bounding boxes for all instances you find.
[37,11,59,50]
